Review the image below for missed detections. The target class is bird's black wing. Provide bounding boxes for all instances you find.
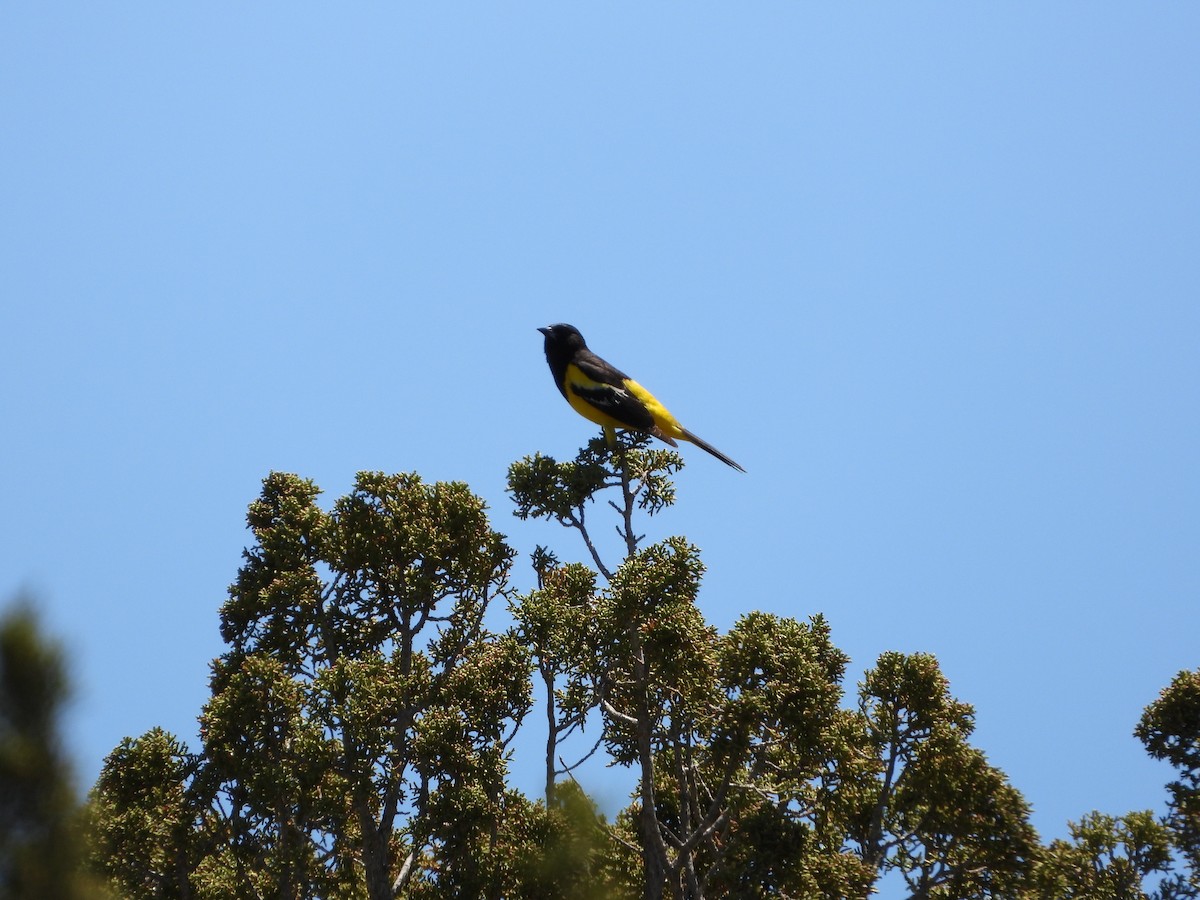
[568,350,657,431]
[571,347,632,386]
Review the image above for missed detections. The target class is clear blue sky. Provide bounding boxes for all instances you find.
[3,2,1197,863]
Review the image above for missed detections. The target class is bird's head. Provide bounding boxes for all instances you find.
[538,323,587,354]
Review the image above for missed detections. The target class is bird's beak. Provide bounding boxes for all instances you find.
[537,326,550,336]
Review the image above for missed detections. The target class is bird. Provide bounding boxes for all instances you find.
[537,323,745,472]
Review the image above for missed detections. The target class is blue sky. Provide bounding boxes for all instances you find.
[3,1,1197,865]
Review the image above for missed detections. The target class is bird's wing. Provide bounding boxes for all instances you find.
[567,352,658,432]
[571,348,632,386]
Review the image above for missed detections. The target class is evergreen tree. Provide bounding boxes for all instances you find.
[85,439,1199,899]
[92,472,535,899]
[508,435,1037,899]
[1138,669,1200,896]
[0,603,105,900]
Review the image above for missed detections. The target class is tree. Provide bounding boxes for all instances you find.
[1137,668,1200,895]
[1028,810,1183,900]
[88,727,211,898]
[89,440,1055,898]
[0,602,105,900]
[510,553,599,805]
[1020,669,1200,899]
[850,651,1039,898]
[508,435,1037,899]
[91,472,536,899]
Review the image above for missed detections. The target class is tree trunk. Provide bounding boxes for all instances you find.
[544,666,557,805]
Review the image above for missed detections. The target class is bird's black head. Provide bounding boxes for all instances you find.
[538,323,586,347]
[538,323,587,383]
[538,323,587,362]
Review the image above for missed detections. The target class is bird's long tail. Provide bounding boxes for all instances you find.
[681,429,745,473]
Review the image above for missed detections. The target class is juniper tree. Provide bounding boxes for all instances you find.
[508,435,1039,899]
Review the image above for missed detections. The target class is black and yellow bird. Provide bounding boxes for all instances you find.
[537,323,744,472]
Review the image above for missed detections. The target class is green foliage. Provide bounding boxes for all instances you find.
[714,611,849,772]
[532,781,613,899]
[597,537,717,767]
[1138,671,1200,776]
[0,603,106,900]
[508,433,682,578]
[512,561,596,711]
[703,613,874,897]
[510,560,600,803]
[87,728,205,900]
[1029,811,1186,899]
[507,434,1041,898]
[406,781,611,900]
[80,447,1198,899]
[853,651,1039,898]
[1137,669,1200,895]
[508,444,611,525]
[91,471,532,900]
[510,440,1048,898]
[508,434,680,528]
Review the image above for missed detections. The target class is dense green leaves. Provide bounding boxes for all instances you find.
[89,728,211,900]
[0,605,106,900]
[1029,811,1186,900]
[508,434,682,577]
[853,651,1039,897]
[1137,669,1200,896]
[91,471,529,900]
[77,449,1200,898]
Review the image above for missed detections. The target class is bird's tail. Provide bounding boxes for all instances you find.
[681,429,745,473]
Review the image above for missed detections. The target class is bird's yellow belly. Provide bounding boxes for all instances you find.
[563,364,685,439]
[566,386,629,430]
